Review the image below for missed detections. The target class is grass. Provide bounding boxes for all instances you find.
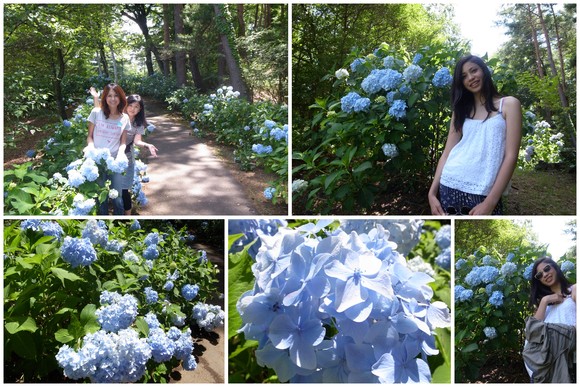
[504,167,576,215]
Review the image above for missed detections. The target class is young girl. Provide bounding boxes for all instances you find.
[86,83,131,215]
[523,257,576,382]
[428,55,522,215]
[90,88,158,214]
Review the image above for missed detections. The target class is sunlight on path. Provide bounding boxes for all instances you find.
[137,102,257,215]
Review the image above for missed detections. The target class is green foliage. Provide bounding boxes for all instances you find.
[167,86,289,205]
[4,219,222,382]
[518,116,565,170]
[293,43,463,213]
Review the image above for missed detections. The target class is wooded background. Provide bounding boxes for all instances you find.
[4,3,288,122]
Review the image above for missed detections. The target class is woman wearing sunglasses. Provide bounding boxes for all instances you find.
[523,257,576,383]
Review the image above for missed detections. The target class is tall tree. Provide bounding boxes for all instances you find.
[123,4,164,75]
[174,4,187,87]
[162,4,171,77]
[213,4,249,99]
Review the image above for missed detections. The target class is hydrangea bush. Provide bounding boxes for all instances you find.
[454,245,576,381]
[4,219,224,382]
[518,112,565,170]
[293,43,464,213]
[4,102,151,215]
[229,219,451,383]
[167,85,288,205]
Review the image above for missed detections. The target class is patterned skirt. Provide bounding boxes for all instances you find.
[439,184,503,215]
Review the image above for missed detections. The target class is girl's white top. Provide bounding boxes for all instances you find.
[440,99,506,196]
[88,108,131,158]
[545,295,576,327]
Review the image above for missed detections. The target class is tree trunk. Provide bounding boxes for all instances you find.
[236,4,248,61]
[213,4,249,99]
[174,4,187,87]
[52,48,67,119]
[163,4,171,77]
[537,4,568,108]
[525,5,545,78]
[123,5,165,76]
[264,4,272,28]
[549,5,567,94]
[98,41,109,78]
[188,53,206,92]
[109,42,118,83]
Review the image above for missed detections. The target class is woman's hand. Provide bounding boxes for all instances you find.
[147,144,158,157]
[543,293,565,306]
[469,200,497,215]
[428,193,445,215]
[89,87,99,98]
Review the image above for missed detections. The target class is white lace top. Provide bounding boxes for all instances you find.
[545,295,576,327]
[440,99,506,196]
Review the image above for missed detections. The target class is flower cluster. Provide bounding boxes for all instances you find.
[192,302,225,331]
[292,179,308,193]
[182,284,200,301]
[263,187,276,200]
[70,193,96,215]
[21,219,64,241]
[82,219,109,247]
[56,328,152,383]
[335,68,349,79]
[228,219,288,258]
[236,221,450,383]
[432,67,453,88]
[252,144,273,154]
[381,143,399,159]
[483,326,497,340]
[434,225,451,270]
[340,92,371,113]
[95,291,139,332]
[60,236,98,268]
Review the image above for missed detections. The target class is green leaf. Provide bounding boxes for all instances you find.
[461,342,479,353]
[55,328,75,344]
[229,338,258,359]
[6,331,37,360]
[352,161,372,174]
[135,316,150,337]
[228,233,244,251]
[324,170,346,190]
[80,304,97,326]
[431,361,451,383]
[228,250,256,339]
[50,267,82,286]
[5,316,38,334]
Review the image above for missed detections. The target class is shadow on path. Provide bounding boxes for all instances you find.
[137,99,257,216]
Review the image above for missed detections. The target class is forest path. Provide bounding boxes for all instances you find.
[136,99,257,216]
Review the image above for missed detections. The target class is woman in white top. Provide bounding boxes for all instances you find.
[86,83,131,215]
[428,55,522,215]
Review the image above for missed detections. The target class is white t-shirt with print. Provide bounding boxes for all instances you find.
[88,108,131,157]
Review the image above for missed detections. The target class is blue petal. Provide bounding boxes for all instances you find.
[371,353,396,383]
[269,314,295,349]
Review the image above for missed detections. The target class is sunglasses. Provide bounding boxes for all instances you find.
[534,264,553,280]
[446,206,472,215]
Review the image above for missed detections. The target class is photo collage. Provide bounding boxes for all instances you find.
[3,2,577,385]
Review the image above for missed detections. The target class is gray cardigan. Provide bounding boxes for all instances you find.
[522,316,576,383]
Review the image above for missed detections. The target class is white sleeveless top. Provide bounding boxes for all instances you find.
[545,296,576,327]
[440,99,506,196]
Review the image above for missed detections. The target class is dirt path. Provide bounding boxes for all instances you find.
[136,99,257,216]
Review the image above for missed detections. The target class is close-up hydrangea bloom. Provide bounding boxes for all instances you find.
[82,219,109,247]
[500,262,518,276]
[143,244,159,260]
[145,287,159,304]
[488,290,504,307]
[341,91,363,113]
[560,260,575,272]
[60,236,98,268]
[236,221,450,383]
[350,57,366,72]
[388,99,407,120]
[228,219,288,257]
[432,67,453,88]
[182,284,200,301]
[192,302,225,331]
[381,143,399,158]
[483,326,498,339]
[95,291,139,333]
[144,232,160,246]
[403,64,423,83]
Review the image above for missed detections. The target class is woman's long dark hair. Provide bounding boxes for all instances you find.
[451,55,500,132]
[125,94,147,127]
[100,83,127,118]
[528,257,571,309]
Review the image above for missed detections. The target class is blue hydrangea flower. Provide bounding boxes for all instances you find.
[198,250,208,264]
[264,120,277,129]
[61,237,97,268]
[67,169,86,188]
[388,100,407,120]
[340,92,362,113]
[506,253,515,262]
[403,64,423,83]
[40,221,64,240]
[560,261,575,272]
[382,144,399,158]
[500,262,517,277]
[228,219,287,258]
[432,67,453,88]
[386,91,397,105]
[252,144,273,154]
[69,194,95,216]
[148,328,176,362]
[483,326,497,339]
[183,354,197,371]
[79,158,99,181]
[144,287,159,304]
[380,69,403,91]
[21,219,42,231]
[482,255,493,265]
[412,53,423,64]
[488,290,504,307]
[192,302,225,332]
[362,69,388,94]
[105,239,124,253]
[455,258,467,270]
[270,127,287,141]
[123,250,140,263]
[435,247,451,270]
[264,187,276,200]
[144,232,160,246]
[350,58,366,72]
[106,157,128,173]
[435,225,451,249]
[63,119,72,127]
[82,219,109,247]
[523,263,534,280]
[95,291,138,332]
[182,284,200,301]
[144,312,161,330]
[163,281,175,291]
[143,245,159,260]
[25,149,36,158]
[130,219,141,231]
[383,56,395,68]
[56,328,151,382]
[353,97,371,113]
[485,283,495,295]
